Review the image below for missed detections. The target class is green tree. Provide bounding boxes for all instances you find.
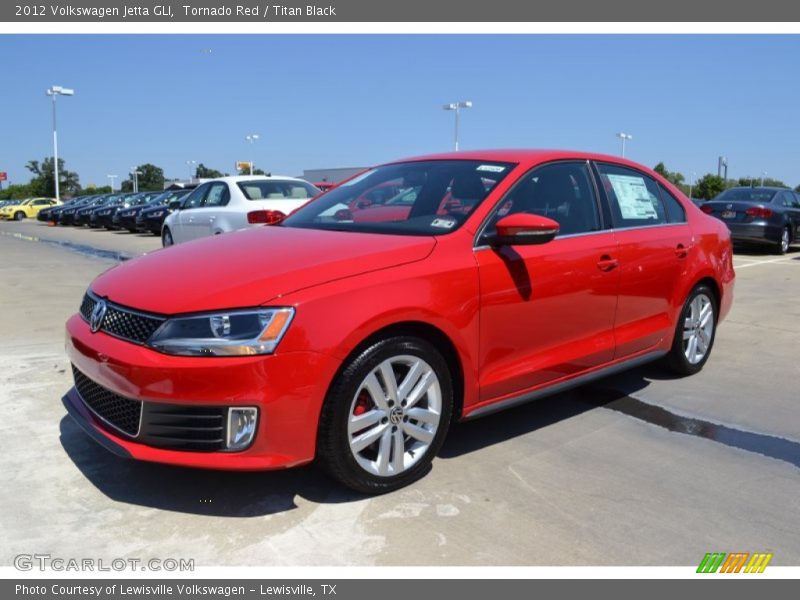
[737,176,786,188]
[25,157,81,197]
[123,163,165,192]
[237,166,266,176]
[0,183,36,200]
[196,164,225,179]
[794,184,800,193]
[653,162,686,187]
[81,184,112,195]
[693,174,727,200]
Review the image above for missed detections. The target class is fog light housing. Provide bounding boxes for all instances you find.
[226,407,258,451]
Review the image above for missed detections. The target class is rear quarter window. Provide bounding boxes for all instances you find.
[658,184,687,223]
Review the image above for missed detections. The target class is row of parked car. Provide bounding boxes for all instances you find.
[32,175,323,244]
[6,174,798,256]
[38,187,197,235]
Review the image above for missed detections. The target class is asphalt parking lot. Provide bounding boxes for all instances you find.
[1,219,799,567]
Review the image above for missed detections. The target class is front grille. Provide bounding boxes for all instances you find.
[79,292,165,344]
[71,365,228,452]
[72,366,142,437]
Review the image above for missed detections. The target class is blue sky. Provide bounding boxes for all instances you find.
[1,35,799,188]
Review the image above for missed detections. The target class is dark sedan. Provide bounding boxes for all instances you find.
[112,192,164,231]
[701,187,800,254]
[38,196,83,222]
[78,195,119,227]
[58,195,103,225]
[136,188,193,235]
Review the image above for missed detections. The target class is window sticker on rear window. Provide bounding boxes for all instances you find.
[431,217,457,229]
[606,174,659,219]
[476,164,506,173]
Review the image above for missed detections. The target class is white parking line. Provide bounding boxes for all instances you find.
[735,256,800,268]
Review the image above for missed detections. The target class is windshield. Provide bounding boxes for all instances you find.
[237,180,320,201]
[716,188,778,203]
[283,160,515,235]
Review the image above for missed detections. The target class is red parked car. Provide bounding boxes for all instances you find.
[64,150,735,493]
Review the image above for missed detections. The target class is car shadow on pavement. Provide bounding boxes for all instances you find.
[440,365,661,459]
[58,417,364,517]
[58,364,669,515]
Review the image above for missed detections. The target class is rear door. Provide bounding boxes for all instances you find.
[594,162,693,358]
[475,160,619,402]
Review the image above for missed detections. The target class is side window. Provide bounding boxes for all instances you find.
[658,184,687,223]
[793,193,800,208]
[182,184,210,209]
[779,191,795,207]
[597,164,668,228]
[482,161,601,240]
[205,183,230,207]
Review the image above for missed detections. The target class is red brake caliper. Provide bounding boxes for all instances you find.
[353,392,371,416]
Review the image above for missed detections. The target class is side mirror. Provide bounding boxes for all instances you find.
[488,213,560,246]
[168,199,182,210]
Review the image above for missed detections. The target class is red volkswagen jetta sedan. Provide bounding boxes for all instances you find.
[64,150,735,493]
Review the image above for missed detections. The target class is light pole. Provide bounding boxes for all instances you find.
[245,134,259,175]
[46,86,74,202]
[760,171,767,186]
[107,174,118,192]
[186,160,197,183]
[130,168,142,193]
[616,132,633,158]
[688,171,696,200]
[442,101,472,151]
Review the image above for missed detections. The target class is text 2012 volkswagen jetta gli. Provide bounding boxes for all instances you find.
[64,150,735,493]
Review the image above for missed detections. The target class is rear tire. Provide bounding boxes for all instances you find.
[161,227,173,247]
[774,226,791,255]
[664,284,717,376]
[317,336,453,494]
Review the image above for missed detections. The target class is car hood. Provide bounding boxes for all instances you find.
[91,226,437,314]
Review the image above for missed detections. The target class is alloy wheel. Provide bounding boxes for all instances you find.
[682,293,715,365]
[781,228,790,253]
[347,355,442,477]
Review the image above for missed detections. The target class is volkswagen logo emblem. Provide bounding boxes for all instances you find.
[90,300,107,333]
[726,203,733,209]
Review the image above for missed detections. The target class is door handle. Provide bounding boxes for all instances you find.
[188,217,194,223]
[209,216,216,222]
[597,255,619,272]
[675,243,688,259]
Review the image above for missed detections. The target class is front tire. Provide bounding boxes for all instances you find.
[161,227,173,247]
[13,211,25,221]
[318,336,453,494]
[664,284,717,376]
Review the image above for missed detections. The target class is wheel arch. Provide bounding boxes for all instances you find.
[323,320,466,424]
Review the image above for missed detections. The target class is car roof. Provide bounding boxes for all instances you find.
[386,149,657,171]
[205,175,307,184]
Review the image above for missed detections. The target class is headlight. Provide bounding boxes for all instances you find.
[151,210,165,217]
[147,308,294,356]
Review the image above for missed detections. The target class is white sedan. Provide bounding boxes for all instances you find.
[161,176,320,246]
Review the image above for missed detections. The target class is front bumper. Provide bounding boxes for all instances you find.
[64,313,341,470]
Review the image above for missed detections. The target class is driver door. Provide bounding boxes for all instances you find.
[175,183,211,243]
